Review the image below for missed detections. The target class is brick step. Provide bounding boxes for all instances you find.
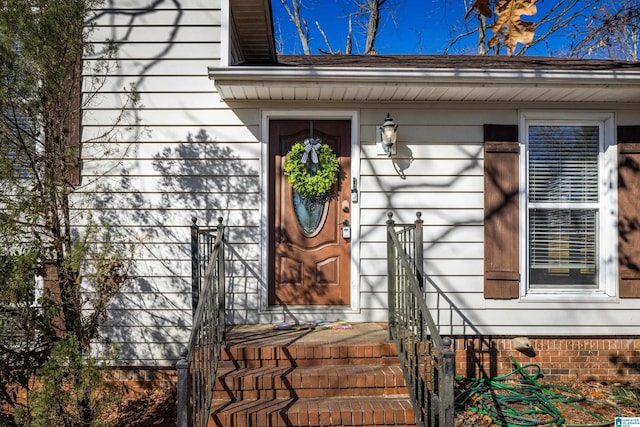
[221,341,399,368]
[213,364,408,400]
[210,324,416,426]
[210,396,416,427]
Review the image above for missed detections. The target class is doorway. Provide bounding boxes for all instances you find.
[268,120,352,306]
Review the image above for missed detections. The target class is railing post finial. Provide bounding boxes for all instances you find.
[386,211,394,226]
[217,216,225,240]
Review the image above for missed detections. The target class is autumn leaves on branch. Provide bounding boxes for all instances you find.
[468,0,537,56]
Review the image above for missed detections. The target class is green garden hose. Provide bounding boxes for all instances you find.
[455,356,621,427]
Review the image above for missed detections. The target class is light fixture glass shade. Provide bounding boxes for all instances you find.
[381,126,397,145]
[380,114,398,147]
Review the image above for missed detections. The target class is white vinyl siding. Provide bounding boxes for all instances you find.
[80,0,227,366]
[357,110,488,327]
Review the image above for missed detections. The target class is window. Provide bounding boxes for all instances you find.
[520,112,617,300]
[4,114,37,180]
[2,39,38,181]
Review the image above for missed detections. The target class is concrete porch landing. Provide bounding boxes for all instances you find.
[211,322,417,427]
[224,322,391,347]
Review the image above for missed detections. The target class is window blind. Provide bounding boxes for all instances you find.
[528,125,600,288]
[528,126,599,203]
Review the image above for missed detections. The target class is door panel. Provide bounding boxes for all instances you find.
[269,120,351,306]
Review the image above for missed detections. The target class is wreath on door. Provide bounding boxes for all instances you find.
[283,138,339,198]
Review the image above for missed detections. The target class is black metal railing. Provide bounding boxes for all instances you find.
[177,217,226,427]
[386,211,455,427]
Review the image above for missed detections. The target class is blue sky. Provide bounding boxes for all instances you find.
[271,0,593,56]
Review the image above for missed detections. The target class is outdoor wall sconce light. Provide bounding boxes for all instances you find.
[378,113,398,157]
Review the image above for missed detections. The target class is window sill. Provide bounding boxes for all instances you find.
[519,292,618,303]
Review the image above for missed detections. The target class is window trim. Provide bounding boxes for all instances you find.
[518,111,618,302]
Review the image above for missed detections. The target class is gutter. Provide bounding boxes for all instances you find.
[208,65,640,86]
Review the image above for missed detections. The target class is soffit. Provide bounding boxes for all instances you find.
[229,0,276,64]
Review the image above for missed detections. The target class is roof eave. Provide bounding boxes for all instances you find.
[208,66,640,103]
[209,65,640,84]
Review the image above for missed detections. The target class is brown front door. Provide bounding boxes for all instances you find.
[269,120,351,306]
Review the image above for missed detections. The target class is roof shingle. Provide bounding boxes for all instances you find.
[276,54,640,71]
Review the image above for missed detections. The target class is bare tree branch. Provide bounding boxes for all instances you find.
[516,0,598,56]
[346,14,353,54]
[570,0,640,60]
[277,0,395,55]
[349,0,394,54]
[279,0,311,54]
[364,0,386,54]
[443,26,480,54]
[315,20,334,54]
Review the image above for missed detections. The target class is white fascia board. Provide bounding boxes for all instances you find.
[208,65,640,87]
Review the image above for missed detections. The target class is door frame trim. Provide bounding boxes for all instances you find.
[260,110,361,314]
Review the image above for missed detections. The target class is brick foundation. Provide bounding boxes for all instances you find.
[454,336,640,382]
[110,367,176,392]
[3,368,176,410]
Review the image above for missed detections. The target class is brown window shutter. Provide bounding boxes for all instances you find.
[618,126,640,298]
[484,125,519,299]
